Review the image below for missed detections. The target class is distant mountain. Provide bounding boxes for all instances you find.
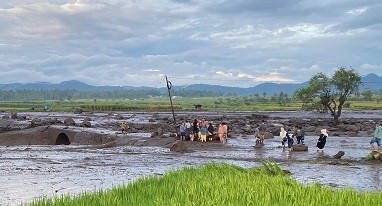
[178,82,309,96]
[360,73,382,91]
[0,73,381,96]
[0,80,154,91]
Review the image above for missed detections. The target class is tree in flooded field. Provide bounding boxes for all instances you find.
[295,67,362,123]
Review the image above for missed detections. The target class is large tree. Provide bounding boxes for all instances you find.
[295,67,362,123]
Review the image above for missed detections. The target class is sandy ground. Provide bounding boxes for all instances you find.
[0,111,381,206]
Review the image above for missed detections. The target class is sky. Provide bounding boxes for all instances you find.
[0,0,381,88]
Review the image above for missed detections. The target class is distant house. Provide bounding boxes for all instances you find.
[194,104,202,110]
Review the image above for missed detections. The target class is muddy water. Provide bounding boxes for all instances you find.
[0,133,380,206]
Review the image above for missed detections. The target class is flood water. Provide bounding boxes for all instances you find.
[0,133,380,206]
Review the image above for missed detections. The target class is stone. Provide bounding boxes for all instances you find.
[263,132,274,139]
[170,140,188,152]
[292,144,308,151]
[84,117,92,121]
[333,151,345,159]
[82,120,91,127]
[64,118,76,126]
[11,113,17,119]
[115,114,124,120]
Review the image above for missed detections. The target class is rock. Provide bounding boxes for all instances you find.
[2,115,9,119]
[84,117,92,121]
[151,127,164,138]
[345,125,359,132]
[264,132,274,139]
[333,151,345,159]
[11,113,17,119]
[170,140,188,152]
[347,131,358,137]
[17,115,27,120]
[82,120,91,127]
[64,118,76,126]
[115,114,124,120]
[30,118,42,127]
[169,133,177,137]
[292,144,308,151]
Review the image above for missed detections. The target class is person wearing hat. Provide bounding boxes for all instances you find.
[317,129,328,152]
[370,124,382,152]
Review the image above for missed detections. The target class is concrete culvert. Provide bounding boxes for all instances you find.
[55,133,71,145]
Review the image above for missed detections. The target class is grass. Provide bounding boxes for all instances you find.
[1,98,382,112]
[0,98,310,112]
[27,161,382,206]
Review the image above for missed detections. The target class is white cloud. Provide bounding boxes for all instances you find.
[347,7,367,15]
[0,0,381,87]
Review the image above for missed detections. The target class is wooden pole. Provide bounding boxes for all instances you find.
[166,75,178,136]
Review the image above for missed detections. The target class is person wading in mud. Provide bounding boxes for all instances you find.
[193,119,199,140]
[121,121,129,134]
[370,124,382,152]
[179,123,186,141]
[280,127,287,148]
[218,124,224,143]
[286,128,295,152]
[254,124,260,146]
[185,120,191,140]
[295,126,305,145]
[222,122,228,143]
[317,129,328,152]
[258,120,267,143]
[200,123,208,143]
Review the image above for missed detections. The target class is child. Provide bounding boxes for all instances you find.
[121,121,129,134]
[200,124,208,143]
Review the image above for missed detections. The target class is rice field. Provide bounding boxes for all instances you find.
[27,161,382,206]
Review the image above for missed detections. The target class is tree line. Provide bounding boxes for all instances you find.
[0,89,224,101]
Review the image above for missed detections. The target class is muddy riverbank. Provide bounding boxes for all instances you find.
[0,111,381,205]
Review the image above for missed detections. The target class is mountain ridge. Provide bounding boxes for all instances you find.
[1,73,381,96]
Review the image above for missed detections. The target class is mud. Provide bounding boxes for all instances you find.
[0,111,381,206]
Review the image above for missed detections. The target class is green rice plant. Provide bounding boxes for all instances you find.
[27,162,382,206]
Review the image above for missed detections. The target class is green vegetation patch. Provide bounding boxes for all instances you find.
[28,162,382,206]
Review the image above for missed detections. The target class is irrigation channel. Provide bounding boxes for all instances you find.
[0,111,381,205]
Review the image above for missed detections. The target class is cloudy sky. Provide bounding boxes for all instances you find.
[0,0,381,88]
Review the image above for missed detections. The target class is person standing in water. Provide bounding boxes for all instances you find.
[286,128,294,152]
[280,127,287,148]
[370,124,382,152]
[258,120,267,144]
[317,129,328,152]
[254,124,260,146]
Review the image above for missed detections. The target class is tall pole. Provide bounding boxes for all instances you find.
[166,75,178,136]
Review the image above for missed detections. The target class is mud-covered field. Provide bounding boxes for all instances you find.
[0,111,381,206]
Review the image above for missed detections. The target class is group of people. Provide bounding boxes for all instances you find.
[179,119,228,143]
[279,126,328,153]
[278,123,382,153]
